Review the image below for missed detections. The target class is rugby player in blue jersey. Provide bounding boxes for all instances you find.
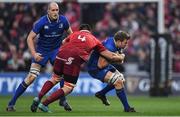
[87,31,136,112]
[7,2,73,112]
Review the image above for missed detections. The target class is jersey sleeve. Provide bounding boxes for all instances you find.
[63,16,70,30]
[94,39,106,53]
[32,18,44,34]
[104,43,114,52]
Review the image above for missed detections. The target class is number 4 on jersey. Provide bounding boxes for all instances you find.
[78,35,86,42]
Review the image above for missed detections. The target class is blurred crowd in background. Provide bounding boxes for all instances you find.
[0,0,179,73]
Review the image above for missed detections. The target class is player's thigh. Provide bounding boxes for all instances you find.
[53,58,64,76]
[63,63,81,79]
[57,63,80,95]
[30,62,41,70]
[31,53,49,67]
[88,65,115,82]
[88,69,109,82]
[49,48,59,65]
[103,71,114,83]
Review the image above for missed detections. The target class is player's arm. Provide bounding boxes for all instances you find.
[62,34,72,45]
[94,39,125,63]
[115,51,125,64]
[62,27,73,44]
[27,31,43,61]
[64,16,73,35]
[100,50,125,63]
[98,51,125,69]
[66,27,73,35]
[27,31,37,57]
[97,56,109,69]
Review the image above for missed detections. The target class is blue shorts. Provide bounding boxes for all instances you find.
[88,65,116,82]
[32,48,59,67]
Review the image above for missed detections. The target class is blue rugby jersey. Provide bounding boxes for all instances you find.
[87,37,121,70]
[32,15,70,52]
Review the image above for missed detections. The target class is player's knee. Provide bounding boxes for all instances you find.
[114,79,124,89]
[24,68,40,85]
[50,73,62,85]
[108,70,125,87]
[24,74,37,85]
[62,81,75,95]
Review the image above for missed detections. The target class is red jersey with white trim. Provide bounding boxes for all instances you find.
[59,30,106,62]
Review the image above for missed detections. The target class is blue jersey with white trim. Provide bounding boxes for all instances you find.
[87,37,121,70]
[32,15,70,52]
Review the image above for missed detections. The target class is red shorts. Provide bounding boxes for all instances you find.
[53,49,84,84]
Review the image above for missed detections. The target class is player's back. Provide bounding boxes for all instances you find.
[60,30,105,61]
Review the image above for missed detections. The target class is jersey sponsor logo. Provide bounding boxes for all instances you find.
[65,57,74,65]
[44,25,49,29]
[59,23,63,28]
[44,34,61,38]
[51,32,56,35]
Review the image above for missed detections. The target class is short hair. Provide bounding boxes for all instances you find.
[48,2,59,10]
[79,24,92,31]
[114,31,130,41]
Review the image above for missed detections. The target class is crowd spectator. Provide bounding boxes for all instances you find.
[0,1,179,73]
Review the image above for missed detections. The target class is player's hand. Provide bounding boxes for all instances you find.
[120,53,125,59]
[33,53,43,62]
[119,53,125,64]
[117,53,125,60]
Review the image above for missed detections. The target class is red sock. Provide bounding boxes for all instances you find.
[42,88,64,106]
[38,80,54,100]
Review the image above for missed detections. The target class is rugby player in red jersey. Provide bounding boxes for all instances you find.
[30,24,125,112]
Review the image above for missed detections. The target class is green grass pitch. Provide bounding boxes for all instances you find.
[0,96,180,116]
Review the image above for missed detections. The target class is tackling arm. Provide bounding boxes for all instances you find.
[100,50,125,63]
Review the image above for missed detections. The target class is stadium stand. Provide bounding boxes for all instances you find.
[0,1,179,72]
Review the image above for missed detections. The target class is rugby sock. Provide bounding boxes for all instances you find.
[98,85,114,95]
[43,88,65,106]
[59,79,66,102]
[8,81,28,106]
[38,81,54,100]
[116,88,130,111]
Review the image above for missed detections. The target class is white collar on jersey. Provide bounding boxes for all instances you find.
[80,30,91,33]
[47,14,59,23]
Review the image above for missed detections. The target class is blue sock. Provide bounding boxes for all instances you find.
[116,88,130,111]
[8,81,28,106]
[98,85,114,95]
[59,79,66,102]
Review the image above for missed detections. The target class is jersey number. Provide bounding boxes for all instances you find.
[78,35,86,42]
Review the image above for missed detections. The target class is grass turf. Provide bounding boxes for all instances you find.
[0,96,180,116]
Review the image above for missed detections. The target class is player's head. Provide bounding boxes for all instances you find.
[47,2,59,21]
[114,30,130,49]
[79,24,92,31]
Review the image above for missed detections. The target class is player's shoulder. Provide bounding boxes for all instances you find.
[103,36,113,44]
[35,15,48,25]
[59,15,68,22]
[103,36,116,50]
[106,36,114,41]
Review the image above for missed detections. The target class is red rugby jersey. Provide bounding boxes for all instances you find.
[60,30,106,61]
